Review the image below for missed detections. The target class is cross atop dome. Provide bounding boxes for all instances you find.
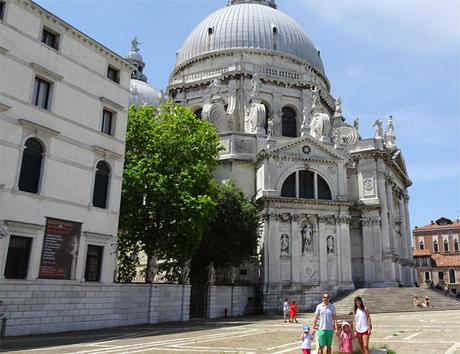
[228,0,277,9]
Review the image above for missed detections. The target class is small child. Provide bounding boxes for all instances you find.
[289,301,298,323]
[336,321,353,354]
[283,298,290,323]
[301,325,314,354]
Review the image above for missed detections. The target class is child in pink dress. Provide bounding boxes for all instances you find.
[337,321,353,354]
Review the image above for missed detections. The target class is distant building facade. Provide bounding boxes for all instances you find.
[0,0,133,283]
[413,217,460,292]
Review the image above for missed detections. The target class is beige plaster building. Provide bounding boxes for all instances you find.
[413,217,460,293]
[0,0,133,283]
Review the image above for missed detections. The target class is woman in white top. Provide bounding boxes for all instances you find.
[353,296,372,354]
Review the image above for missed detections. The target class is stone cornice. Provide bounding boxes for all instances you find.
[18,118,60,136]
[0,103,12,112]
[169,48,331,92]
[92,145,123,160]
[351,149,412,187]
[100,97,125,111]
[30,63,63,81]
[260,195,352,207]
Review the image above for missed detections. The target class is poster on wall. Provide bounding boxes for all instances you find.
[39,217,82,279]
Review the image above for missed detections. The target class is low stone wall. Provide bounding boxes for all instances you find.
[207,286,256,319]
[0,280,190,336]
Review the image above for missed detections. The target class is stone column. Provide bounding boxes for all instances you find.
[338,215,354,289]
[377,168,395,285]
[377,169,391,254]
[291,214,300,283]
[372,216,385,284]
[385,180,396,253]
[398,197,409,284]
[361,216,375,285]
[273,93,282,136]
[318,215,328,286]
[403,194,415,284]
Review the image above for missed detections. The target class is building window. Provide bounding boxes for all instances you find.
[41,27,59,50]
[4,236,32,279]
[84,245,103,281]
[424,272,430,281]
[433,240,439,252]
[449,269,456,284]
[18,138,44,193]
[281,106,297,137]
[0,1,5,20]
[419,240,424,250]
[101,109,114,135]
[444,239,449,252]
[281,172,296,198]
[455,239,459,252]
[281,170,332,200]
[92,161,110,208]
[438,271,444,282]
[32,77,51,110]
[107,66,119,83]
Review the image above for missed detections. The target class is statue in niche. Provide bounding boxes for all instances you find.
[267,117,274,137]
[280,234,289,255]
[301,224,313,255]
[207,262,216,285]
[326,235,335,254]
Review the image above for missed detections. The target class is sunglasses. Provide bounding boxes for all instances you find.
[323,296,330,299]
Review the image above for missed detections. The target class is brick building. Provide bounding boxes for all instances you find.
[413,217,460,292]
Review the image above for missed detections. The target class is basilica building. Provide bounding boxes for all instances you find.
[166,0,415,310]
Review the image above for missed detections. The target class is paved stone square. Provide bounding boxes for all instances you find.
[2,310,460,354]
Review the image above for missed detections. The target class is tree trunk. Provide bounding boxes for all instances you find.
[146,254,157,283]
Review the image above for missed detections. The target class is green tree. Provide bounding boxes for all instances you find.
[191,181,261,284]
[118,103,221,283]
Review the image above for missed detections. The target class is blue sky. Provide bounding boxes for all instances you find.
[35,0,460,228]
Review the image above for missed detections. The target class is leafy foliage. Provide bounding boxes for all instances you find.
[118,103,221,282]
[191,181,261,284]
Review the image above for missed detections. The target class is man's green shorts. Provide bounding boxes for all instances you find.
[318,329,334,347]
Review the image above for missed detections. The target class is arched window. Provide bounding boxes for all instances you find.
[193,108,202,119]
[419,241,424,250]
[444,239,449,252]
[18,138,44,193]
[433,240,439,253]
[281,170,332,200]
[449,269,456,284]
[281,106,297,137]
[92,161,110,209]
[281,172,296,198]
[317,174,332,200]
[455,239,459,252]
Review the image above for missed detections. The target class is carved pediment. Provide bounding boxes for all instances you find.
[260,135,348,162]
[392,150,410,180]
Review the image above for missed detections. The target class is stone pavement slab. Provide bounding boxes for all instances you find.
[1,310,460,353]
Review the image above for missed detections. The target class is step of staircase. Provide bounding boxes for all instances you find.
[332,288,460,314]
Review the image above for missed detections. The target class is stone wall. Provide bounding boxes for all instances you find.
[0,280,190,336]
[207,286,256,319]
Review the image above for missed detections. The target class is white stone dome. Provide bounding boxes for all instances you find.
[175,2,325,74]
[129,79,162,107]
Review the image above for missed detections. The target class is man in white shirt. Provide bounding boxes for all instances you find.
[311,292,337,354]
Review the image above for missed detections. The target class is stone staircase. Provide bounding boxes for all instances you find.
[332,288,460,314]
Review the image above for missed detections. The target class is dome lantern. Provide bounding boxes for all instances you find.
[227,0,277,9]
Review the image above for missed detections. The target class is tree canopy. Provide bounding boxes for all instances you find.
[191,181,261,285]
[118,103,221,282]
